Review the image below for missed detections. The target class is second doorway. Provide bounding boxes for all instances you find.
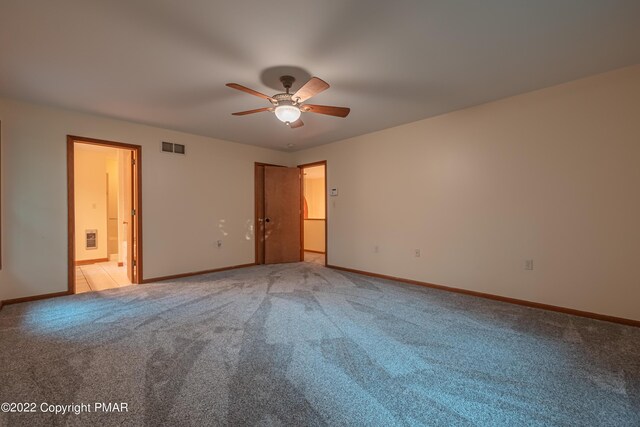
[301,162,326,266]
[68,136,142,293]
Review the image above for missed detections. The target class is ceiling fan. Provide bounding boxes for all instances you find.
[226,75,350,128]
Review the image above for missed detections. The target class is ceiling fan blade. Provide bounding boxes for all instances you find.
[292,77,329,103]
[231,107,273,116]
[300,104,350,118]
[289,119,304,128]
[226,83,275,103]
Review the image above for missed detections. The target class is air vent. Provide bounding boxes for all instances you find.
[161,141,186,155]
[86,230,97,250]
[161,141,174,153]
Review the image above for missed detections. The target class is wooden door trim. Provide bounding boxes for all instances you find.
[142,262,256,283]
[326,264,640,327]
[67,135,143,294]
[0,120,2,271]
[298,160,328,266]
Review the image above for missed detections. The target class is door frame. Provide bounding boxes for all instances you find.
[67,135,143,293]
[298,160,328,267]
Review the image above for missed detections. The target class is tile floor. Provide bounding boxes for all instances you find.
[75,261,132,293]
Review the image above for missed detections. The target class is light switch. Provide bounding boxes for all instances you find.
[330,188,338,196]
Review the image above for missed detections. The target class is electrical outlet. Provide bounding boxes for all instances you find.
[524,259,533,270]
[414,249,421,257]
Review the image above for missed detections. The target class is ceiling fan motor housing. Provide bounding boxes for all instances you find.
[279,75,296,93]
[273,93,296,106]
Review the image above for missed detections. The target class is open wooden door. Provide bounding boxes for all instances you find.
[263,166,301,264]
[122,149,139,283]
[130,151,139,282]
[255,164,266,264]
[123,150,134,282]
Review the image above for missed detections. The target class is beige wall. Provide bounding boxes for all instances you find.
[303,166,326,252]
[295,65,640,321]
[304,220,326,253]
[106,156,119,258]
[304,178,325,219]
[74,147,110,261]
[0,97,289,301]
[303,169,325,219]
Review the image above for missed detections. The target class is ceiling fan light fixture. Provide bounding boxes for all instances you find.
[227,75,349,129]
[274,103,301,124]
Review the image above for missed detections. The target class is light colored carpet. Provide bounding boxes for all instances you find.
[0,262,638,426]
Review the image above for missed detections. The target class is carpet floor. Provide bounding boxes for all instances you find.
[0,262,639,426]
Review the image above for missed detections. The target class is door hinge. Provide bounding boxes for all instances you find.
[133,260,137,267]
[131,209,136,216]
[132,158,136,166]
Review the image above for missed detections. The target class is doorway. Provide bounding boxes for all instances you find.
[67,136,142,294]
[299,161,327,266]
[254,161,328,266]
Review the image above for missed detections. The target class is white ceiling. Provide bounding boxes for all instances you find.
[1,1,639,151]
